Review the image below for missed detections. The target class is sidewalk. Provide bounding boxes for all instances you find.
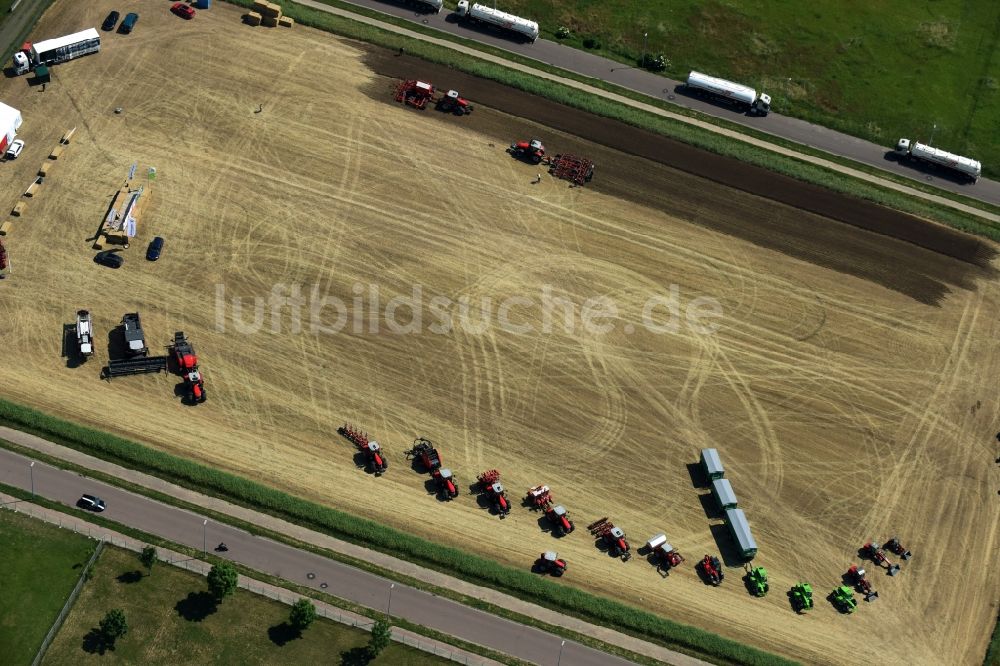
[0,491,502,666]
[1,426,708,666]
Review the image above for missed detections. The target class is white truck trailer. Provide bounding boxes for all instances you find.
[685,71,771,116]
[894,138,981,183]
[12,28,100,75]
[455,1,538,43]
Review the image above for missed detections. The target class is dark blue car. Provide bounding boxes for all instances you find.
[146,236,164,261]
[120,12,138,34]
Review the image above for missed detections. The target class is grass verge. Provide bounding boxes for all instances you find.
[43,544,447,665]
[0,0,56,64]
[0,398,797,666]
[0,507,96,664]
[985,612,1000,666]
[229,0,1000,241]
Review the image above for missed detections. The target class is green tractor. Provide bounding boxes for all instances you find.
[830,585,858,614]
[790,582,814,613]
[745,565,769,597]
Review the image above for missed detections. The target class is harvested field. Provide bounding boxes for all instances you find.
[0,2,998,664]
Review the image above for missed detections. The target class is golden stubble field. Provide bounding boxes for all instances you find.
[0,2,998,664]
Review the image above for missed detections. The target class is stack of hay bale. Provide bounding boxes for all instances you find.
[248,1,290,27]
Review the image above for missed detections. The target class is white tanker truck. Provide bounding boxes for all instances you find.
[894,139,981,183]
[685,71,771,116]
[455,1,538,43]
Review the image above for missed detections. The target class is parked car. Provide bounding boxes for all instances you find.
[146,236,164,261]
[94,251,124,269]
[78,494,106,512]
[171,3,195,19]
[120,12,139,34]
[5,139,24,159]
[102,10,120,31]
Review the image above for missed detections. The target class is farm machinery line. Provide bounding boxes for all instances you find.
[644,533,684,576]
[588,518,631,561]
[507,137,595,185]
[393,79,473,115]
[477,469,511,518]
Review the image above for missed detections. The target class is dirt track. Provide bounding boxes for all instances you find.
[0,2,998,665]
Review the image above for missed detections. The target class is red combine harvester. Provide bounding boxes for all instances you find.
[171,332,206,403]
[885,536,912,561]
[435,89,474,115]
[477,469,510,518]
[394,80,435,109]
[337,424,388,476]
[860,541,900,576]
[535,551,567,577]
[646,533,684,575]
[845,565,879,602]
[547,154,595,186]
[508,138,545,164]
[525,485,552,510]
[588,518,631,561]
[698,554,724,586]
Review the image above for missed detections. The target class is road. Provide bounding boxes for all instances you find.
[0,442,699,666]
[329,0,1000,207]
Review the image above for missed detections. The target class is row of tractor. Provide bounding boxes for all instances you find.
[392,78,595,186]
[70,310,207,404]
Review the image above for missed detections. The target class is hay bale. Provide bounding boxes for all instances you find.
[0,221,11,235]
[278,15,294,27]
[261,15,279,27]
[23,181,38,197]
[38,162,52,177]
[246,12,262,26]
[49,145,64,159]
[11,202,25,217]
[255,2,280,18]
[251,0,270,12]
[61,127,76,144]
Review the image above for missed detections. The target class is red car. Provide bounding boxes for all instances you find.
[171,3,195,19]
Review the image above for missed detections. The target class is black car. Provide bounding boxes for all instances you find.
[94,251,124,269]
[102,11,120,31]
[120,12,139,34]
[146,236,164,261]
[78,494,107,512]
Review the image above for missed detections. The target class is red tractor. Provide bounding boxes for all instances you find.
[477,469,510,518]
[432,467,459,499]
[394,79,435,110]
[646,533,684,575]
[435,89,474,115]
[338,424,388,476]
[860,541,900,576]
[406,437,443,472]
[535,551,567,577]
[508,138,546,164]
[171,332,206,403]
[698,554,724,586]
[588,518,631,561]
[544,504,575,536]
[845,565,879,602]
[885,537,912,561]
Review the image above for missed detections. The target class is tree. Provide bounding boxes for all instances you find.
[207,562,239,602]
[289,598,317,632]
[367,617,392,659]
[99,609,128,647]
[139,546,157,576]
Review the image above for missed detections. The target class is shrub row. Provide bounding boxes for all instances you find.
[0,398,795,665]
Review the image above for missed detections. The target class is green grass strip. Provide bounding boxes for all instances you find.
[985,612,1000,666]
[0,398,797,666]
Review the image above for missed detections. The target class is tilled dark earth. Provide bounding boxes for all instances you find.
[366,50,997,305]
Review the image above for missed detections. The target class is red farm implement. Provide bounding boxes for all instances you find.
[698,554,724,586]
[338,424,388,476]
[588,518,631,561]
[394,80,435,109]
[547,154,595,186]
[477,469,510,518]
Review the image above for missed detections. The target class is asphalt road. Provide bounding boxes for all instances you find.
[0,447,636,666]
[334,0,1000,206]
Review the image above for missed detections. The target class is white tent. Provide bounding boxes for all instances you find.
[0,102,22,153]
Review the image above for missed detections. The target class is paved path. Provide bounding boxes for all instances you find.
[0,427,712,666]
[296,0,1000,218]
[1,492,502,666]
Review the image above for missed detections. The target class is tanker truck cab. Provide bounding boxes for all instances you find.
[12,51,30,75]
[754,93,772,116]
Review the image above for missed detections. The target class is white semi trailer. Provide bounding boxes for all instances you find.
[894,138,981,183]
[455,1,538,43]
[12,28,100,75]
[685,71,771,116]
